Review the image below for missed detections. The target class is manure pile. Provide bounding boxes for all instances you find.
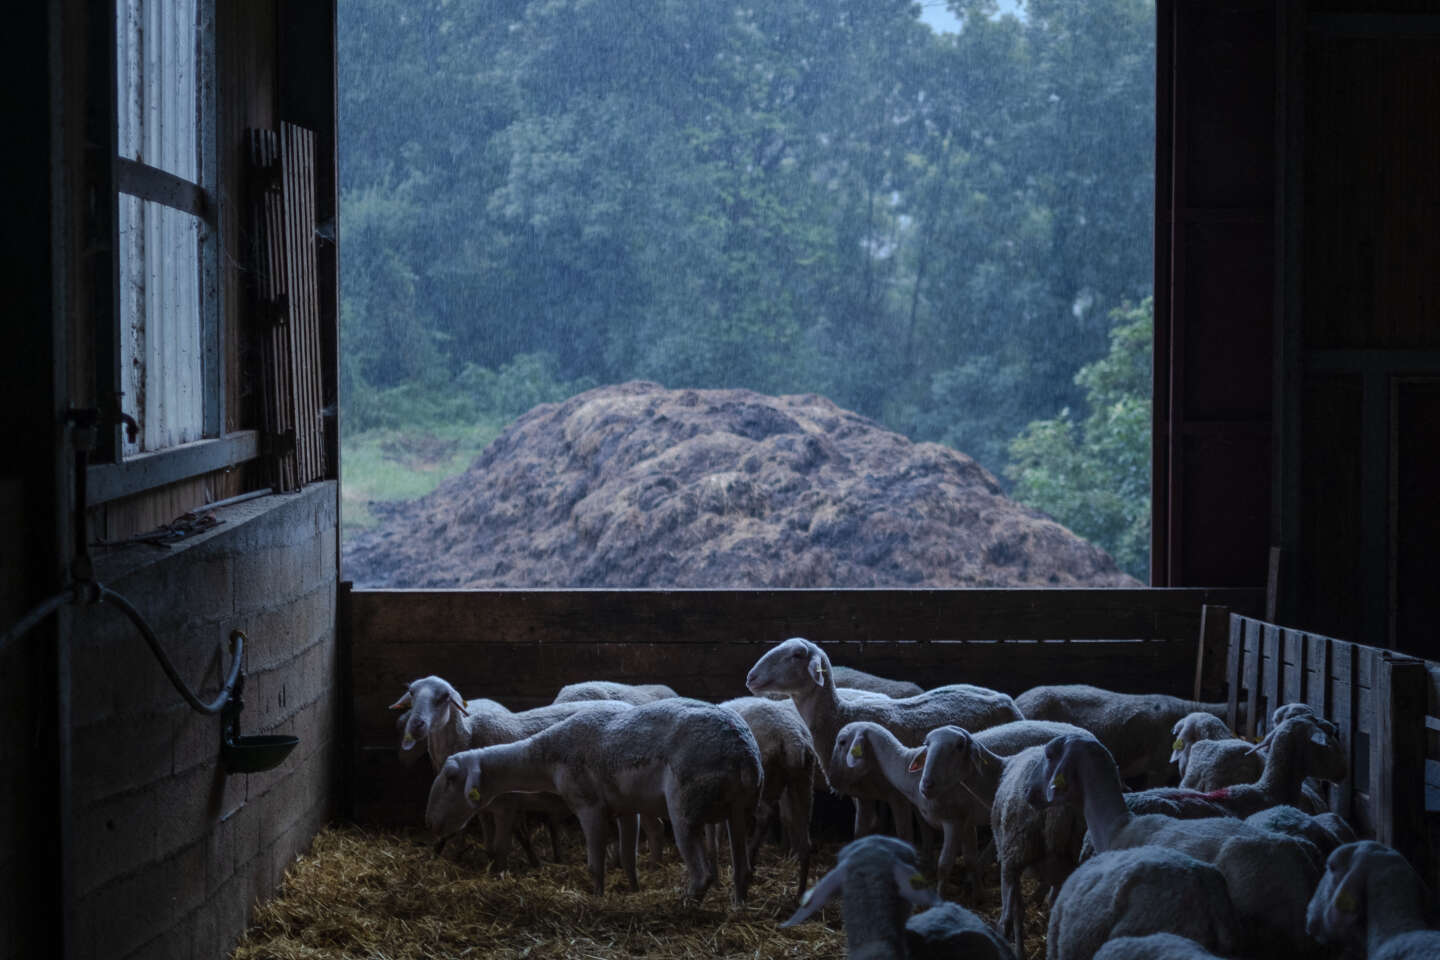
[345,382,1137,588]
[231,824,1052,959]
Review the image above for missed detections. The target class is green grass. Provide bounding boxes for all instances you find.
[340,420,505,540]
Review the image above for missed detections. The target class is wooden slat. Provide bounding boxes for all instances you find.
[349,588,1262,648]
[1263,622,1282,732]
[279,122,326,484]
[1227,612,1243,732]
[1194,603,1229,701]
[1244,618,1263,739]
[1378,656,1429,876]
[1334,638,1358,820]
[1283,628,1306,704]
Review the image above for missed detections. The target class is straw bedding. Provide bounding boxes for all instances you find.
[231,823,1051,959]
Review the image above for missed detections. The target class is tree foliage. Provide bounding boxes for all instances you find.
[1006,298,1152,579]
[337,0,1156,567]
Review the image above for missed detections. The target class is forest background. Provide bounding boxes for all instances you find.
[337,0,1156,580]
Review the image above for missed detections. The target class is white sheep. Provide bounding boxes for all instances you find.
[427,697,763,905]
[1245,804,1356,859]
[1038,733,1321,954]
[1015,684,1231,786]
[780,835,1015,960]
[718,696,817,899]
[1045,846,1239,960]
[1169,711,1234,779]
[1091,932,1231,959]
[390,678,570,865]
[552,680,678,705]
[1196,712,1346,818]
[830,665,925,699]
[1182,702,1338,814]
[1306,840,1440,959]
[987,743,1089,957]
[837,719,1086,896]
[746,637,1021,840]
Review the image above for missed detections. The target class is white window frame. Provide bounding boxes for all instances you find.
[89,0,261,505]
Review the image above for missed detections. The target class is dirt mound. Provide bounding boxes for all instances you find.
[344,382,1139,588]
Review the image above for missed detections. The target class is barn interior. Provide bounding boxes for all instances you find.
[3,1,1439,958]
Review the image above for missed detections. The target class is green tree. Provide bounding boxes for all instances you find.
[1006,297,1152,579]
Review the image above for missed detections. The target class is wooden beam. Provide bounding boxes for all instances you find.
[85,430,259,505]
[116,157,212,222]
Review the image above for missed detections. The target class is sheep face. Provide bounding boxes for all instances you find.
[425,755,477,840]
[828,723,871,790]
[1036,733,1113,809]
[917,726,978,803]
[394,675,469,751]
[746,637,826,696]
[1306,840,1396,946]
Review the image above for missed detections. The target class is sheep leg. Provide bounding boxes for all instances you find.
[852,797,880,837]
[545,813,564,863]
[577,806,610,896]
[727,806,753,905]
[618,813,640,892]
[745,798,774,868]
[999,858,1025,958]
[642,815,665,867]
[780,779,813,899]
[671,817,716,906]
[888,798,915,844]
[486,803,518,868]
[935,820,962,893]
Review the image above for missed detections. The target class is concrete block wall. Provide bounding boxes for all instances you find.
[65,483,339,960]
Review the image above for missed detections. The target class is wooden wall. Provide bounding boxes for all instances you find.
[1283,7,1440,656]
[345,587,1261,825]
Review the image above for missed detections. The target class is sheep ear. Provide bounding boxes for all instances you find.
[807,651,826,687]
[781,861,848,926]
[907,748,927,775]
[448,687,469,715]
[892,862,941,907]
[389,691,413,710]
[1324,860,1368,936]
[1246,728,1277,756]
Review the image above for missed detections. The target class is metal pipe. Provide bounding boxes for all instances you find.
[97,585,245,715]
[0,591,71,657]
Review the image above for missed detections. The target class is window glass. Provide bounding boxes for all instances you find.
[116,0,200,180]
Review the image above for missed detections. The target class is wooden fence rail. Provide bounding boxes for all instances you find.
[1220,611,1432,879]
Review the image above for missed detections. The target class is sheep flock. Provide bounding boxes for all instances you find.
[232,636,1434,960]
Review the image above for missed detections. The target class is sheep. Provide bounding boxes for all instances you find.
[427,697,763,905]
[1307,840,1440,959]
[780,835,1015,960]
[1182,703,1338,814]
[552,680,678,705]
[390,679,565,865]
[838,719,1086,896]
[989,743,1088,957]
[1091,932,1231,959]
[1015,684,1231,786]
[831,665,925,699]
[1045,846,1239,960]
[717,696,816,899]
[1191,712,1346,818]
[1038,732,1321,953]
[745,636,1021,840]
[1245,804,1356,859]
[1169,711,1234,779]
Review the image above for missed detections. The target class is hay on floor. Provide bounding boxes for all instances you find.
[231,823,1050,959]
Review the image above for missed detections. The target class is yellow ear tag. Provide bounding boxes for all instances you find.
[1050,771,1067,793]
[850,741,864,759]
[1336,889,1358,914]
[466,787,481,803]
[1173,737,1185,751]
[402,734,415,746]
[908,872,928,890]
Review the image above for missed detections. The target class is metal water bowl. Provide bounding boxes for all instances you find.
[222,733,299,774]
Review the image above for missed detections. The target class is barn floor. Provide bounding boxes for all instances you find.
[229,823,1051,959]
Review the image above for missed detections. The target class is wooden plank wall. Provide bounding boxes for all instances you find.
[1224,612,1431,879]
[248,123,327,491]
[346,587,1260,826]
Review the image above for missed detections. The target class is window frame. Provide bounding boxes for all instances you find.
[88,0,261,507]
